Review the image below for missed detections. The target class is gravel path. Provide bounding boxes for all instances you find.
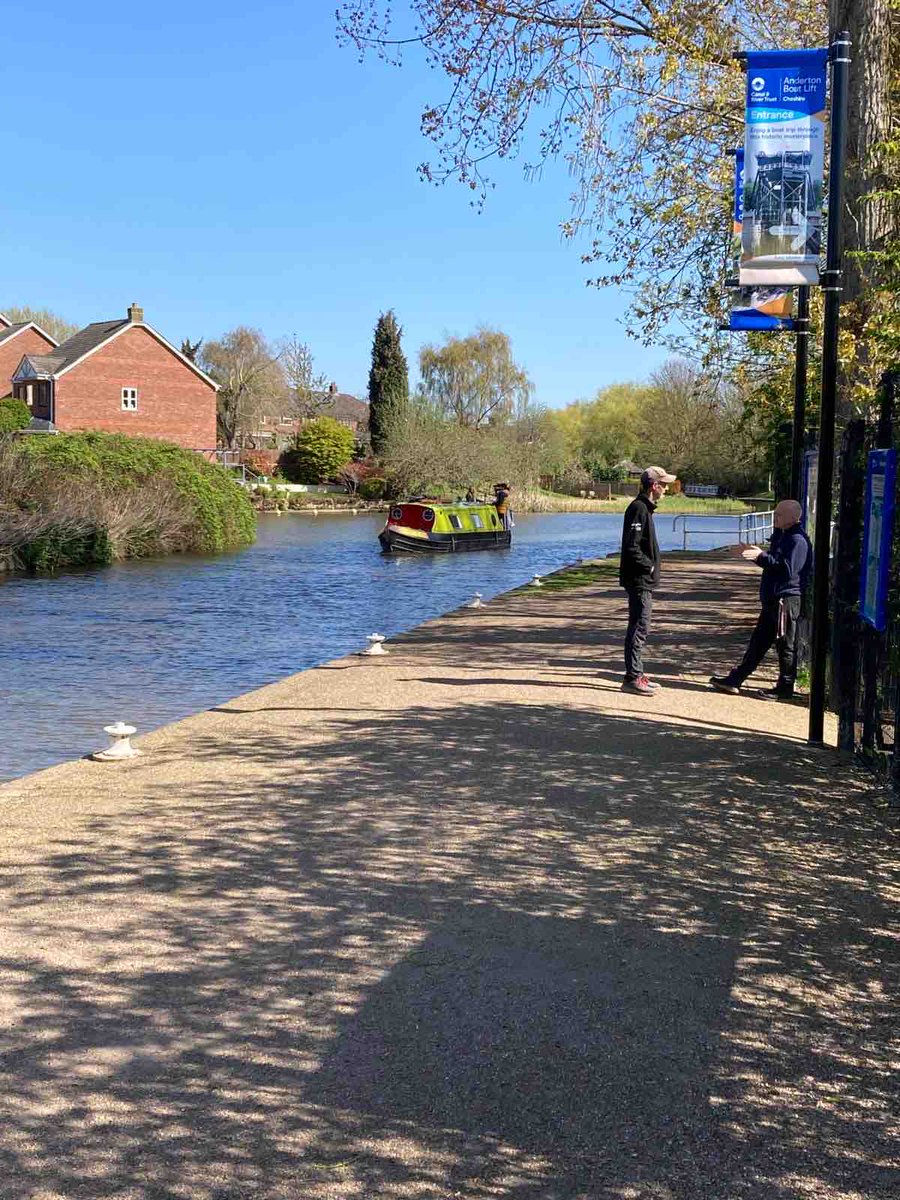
[1,554,897,1200]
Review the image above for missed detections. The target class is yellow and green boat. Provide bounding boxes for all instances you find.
[379,500,511,554]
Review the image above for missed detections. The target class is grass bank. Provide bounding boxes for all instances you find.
[519,488,751,515]
[2,433,255,572]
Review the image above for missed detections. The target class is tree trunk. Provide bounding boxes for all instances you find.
[830,0,893,414]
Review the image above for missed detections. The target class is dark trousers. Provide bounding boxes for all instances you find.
[728,596,802,693]
[624,588,654,680]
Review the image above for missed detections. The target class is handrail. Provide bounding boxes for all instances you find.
[674,509,774,551]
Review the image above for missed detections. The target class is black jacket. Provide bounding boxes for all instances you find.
[756,523,813,603]
[619,493,661,591]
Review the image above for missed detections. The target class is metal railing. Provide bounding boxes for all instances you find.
[672,510,774,551]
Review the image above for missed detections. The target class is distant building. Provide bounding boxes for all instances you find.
[0,313,59,398]
[251,382,369,448]
[11,304,218,449]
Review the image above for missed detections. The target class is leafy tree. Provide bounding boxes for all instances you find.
[181,337,203,362]
[280,417,355,483]
[636,359,765,489]
[547,383,646,472]
[368,310,409,455]
[637,360,722,479]
[0,397,31,433]
[338,0,823,349]
[1,306,78,343]
[419,327,532,428]
[200,327,285,449]
[829,0,894,408]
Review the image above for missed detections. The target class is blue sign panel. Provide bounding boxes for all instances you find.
[728,310,794,332]
[860,449,897,632]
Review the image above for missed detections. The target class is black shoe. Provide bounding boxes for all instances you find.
[710,676,740,695]
[757,687,794,702]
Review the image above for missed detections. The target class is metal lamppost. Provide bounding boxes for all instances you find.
[808,31,851,745]
[790,285,810,498]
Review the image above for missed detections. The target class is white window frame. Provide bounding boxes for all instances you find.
[121,387,139,411]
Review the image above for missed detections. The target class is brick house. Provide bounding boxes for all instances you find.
[0,313,59,398]
[251,382,369,449]
[11,304,218,449]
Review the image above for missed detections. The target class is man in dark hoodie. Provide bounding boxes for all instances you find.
[619,465,677,695]
[710,499,813,701]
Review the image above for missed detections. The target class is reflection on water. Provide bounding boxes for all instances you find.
[0,511,746,781]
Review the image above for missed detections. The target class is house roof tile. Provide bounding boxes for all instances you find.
[48,320,129,372]
[320,392,369,426]
[0,322,30,344]
[20,354,66,376]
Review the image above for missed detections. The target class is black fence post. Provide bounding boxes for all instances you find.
[832,419,866,752]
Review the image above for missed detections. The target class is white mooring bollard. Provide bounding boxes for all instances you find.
[467,592,484,608]
[91,722,142,762]
[531,574,543,587]
[360,633,388,656]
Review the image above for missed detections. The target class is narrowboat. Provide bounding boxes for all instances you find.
[379,500,511,553]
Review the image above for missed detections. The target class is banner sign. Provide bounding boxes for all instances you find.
[740,48,829,286]
[859,449,897,632]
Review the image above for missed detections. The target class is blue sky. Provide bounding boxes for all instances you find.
[3,1,669,407]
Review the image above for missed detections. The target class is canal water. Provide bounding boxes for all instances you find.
[0,511,747,782]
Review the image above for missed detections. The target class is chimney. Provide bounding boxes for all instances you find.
[328,381,338,395]
[128,303,144,323]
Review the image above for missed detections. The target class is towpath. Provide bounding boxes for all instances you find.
[1,553,897,1200]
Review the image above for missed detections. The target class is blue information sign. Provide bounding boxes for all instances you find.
[859,449,897,632]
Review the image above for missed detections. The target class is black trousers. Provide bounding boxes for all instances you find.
[624,588,654,680]
[728,596,802,693]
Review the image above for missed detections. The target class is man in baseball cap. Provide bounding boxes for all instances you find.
[618,466,677,695]
[641,466,677,489]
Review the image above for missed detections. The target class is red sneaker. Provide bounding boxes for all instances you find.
[621,676,655,696]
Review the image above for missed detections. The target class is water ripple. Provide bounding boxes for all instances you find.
[0,511,742,781]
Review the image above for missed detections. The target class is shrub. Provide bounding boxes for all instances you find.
[586,460,627,482]
[279,417,355,483]
[358,476,387,500]
[0,396,31,434]
[240,449,277,478]
[16,432,255,557]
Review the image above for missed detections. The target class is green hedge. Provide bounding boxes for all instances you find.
[0,396,31,434]
[18,432,256,555]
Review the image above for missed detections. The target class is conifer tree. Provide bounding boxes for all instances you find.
[367,310,409,456]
